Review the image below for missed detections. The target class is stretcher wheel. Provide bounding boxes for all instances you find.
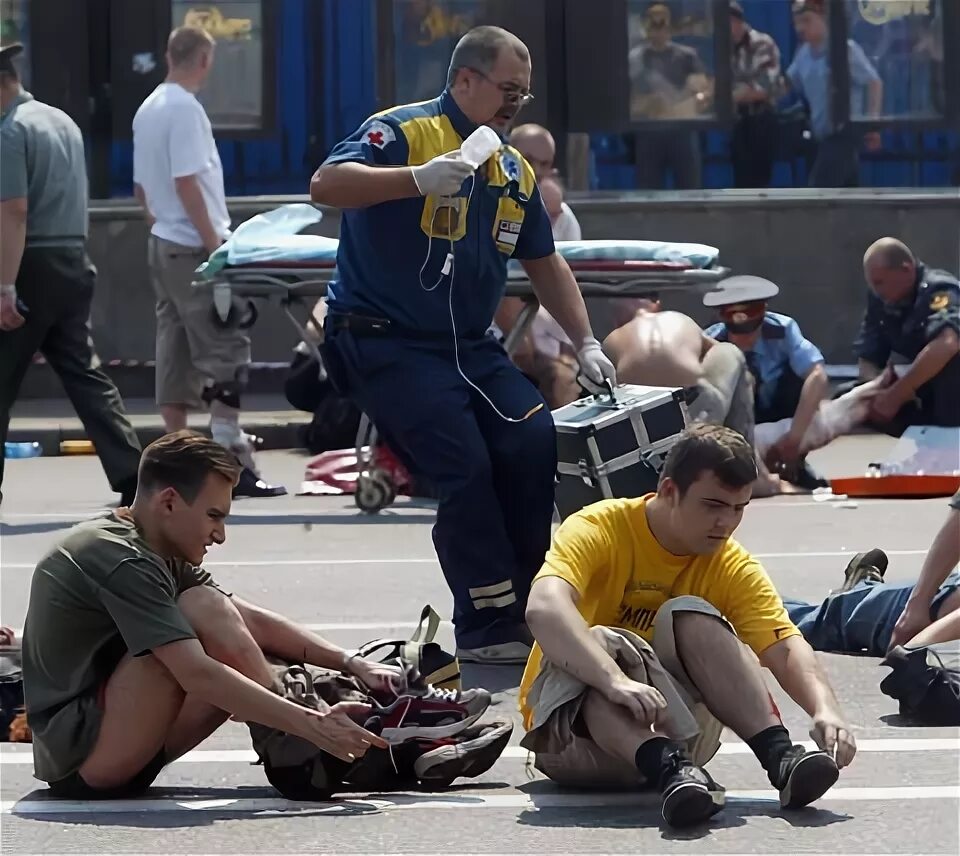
[210,299,259,331]
[355,469,396,514]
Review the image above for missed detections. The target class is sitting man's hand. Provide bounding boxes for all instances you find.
[0,286,25,332]
[869,384,912,424]
[296,701,390,762]
[348,657,406,694]
[810,708,857,769]
[577,337,618,394]
[602,675,667,724]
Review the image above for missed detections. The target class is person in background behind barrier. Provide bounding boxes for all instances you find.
[0,41,141,508]
[132,26,285,498]
[309,26,616,665]
[855,238,960,431]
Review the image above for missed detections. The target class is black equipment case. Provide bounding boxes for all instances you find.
[553,384,689,520]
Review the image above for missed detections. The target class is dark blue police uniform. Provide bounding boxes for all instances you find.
[706,312,824,424]
[321,90,557,650]
[854,263,960,427]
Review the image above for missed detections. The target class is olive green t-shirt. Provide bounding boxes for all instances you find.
[22,511,219,783]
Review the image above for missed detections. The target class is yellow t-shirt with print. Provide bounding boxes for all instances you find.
[519,494,799,730]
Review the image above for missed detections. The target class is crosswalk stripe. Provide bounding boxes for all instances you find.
[3,786,958,816]
[2,738,957,766]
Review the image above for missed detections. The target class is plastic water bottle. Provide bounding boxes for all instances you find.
[460,125,502,168]
[4,441,42,459]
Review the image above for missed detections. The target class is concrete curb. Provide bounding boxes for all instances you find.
[7,418,311,456]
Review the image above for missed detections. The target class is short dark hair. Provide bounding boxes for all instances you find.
[447,26,529,87]
[660,424,757,496]
[138,429,241,502]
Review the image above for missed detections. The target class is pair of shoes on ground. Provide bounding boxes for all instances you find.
[361,678,512,786]
[659,745,841,828]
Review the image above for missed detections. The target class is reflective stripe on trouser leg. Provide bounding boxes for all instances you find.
[469,580,518,611]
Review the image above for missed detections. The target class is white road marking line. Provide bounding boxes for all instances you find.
[2,738,957,766]
[3,786,958,815]
[0,550,931,571]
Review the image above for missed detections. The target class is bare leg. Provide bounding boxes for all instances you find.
[161,404,188,433]
[163,585,279,760]
[673,611,781,740]
[579,688,663,765]
[77,653,186,789]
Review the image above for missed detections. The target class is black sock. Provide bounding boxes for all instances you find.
[634,736,683,784]
[746,725,793,779]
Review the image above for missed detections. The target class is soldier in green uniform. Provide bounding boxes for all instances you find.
[0,42,141,505]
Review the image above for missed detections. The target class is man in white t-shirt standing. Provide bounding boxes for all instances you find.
[132,26,284,497]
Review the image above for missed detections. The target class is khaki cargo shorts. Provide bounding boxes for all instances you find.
[524,596,729,789]
[147,235,251,408]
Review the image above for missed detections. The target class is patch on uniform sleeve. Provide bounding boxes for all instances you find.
[496,219,522,248]
[930,292,951,312]
[364,120,396,149]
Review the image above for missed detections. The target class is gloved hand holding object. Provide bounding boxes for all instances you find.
[412,153,476,197]
[577,337,618,394]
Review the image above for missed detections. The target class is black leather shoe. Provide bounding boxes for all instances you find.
[233,467,287,498]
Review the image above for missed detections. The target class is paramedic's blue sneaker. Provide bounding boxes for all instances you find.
[774,746,840,809]
[412,720,514,787]
[456,641,532,666]
[838,548,888,593]
[658,750,725,828]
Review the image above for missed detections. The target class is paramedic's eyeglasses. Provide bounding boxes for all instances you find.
[468,68,535,106]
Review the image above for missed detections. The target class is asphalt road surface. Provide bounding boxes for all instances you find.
[2,436,959,855]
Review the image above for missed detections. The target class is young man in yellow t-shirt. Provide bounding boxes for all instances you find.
[519,424,857,828]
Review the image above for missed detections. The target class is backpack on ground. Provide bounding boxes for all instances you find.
[247,660,407,801]
[880,642,960,725]
[357,605,460,692]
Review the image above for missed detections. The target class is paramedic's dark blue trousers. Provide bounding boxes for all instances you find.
[324,328,557,649]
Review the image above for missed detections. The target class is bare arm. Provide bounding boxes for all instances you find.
[525,577,623,690]
[234,597,351,672]
[789,363,829,441]
[890,328,960,403]
[152,637,388,760]
[761,636,838,717]
[866,79,884,117]
[133,182,155,228]
[760,635,856,766]
[174,174,223,253]
[309,162,419,210]
[890,505,960,648]
[0,197,27,285]
[520,253,593,350]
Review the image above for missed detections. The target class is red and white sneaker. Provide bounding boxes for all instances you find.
[366,684,491,744]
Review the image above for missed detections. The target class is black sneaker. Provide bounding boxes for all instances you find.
[774,746,840,809]
[658,750,725,828]
[233,466,288,498]
[838,548,888,593]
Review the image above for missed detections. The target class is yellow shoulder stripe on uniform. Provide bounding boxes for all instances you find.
[930,292,950,312]
[400,114,462,167]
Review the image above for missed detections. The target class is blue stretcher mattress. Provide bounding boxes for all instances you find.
[197,204,721,279]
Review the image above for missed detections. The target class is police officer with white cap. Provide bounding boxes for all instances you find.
[704,276,829,481]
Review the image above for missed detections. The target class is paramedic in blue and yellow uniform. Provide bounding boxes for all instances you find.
[310,26,616,665]
[704,276,829,480]
[856,238,960,431]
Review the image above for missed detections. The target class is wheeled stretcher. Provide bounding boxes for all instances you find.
[193,205,730,512]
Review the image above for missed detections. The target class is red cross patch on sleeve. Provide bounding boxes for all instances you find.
[365,120,396,149]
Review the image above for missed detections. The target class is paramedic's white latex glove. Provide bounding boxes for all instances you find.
[577,337,618,394]
[411,152,475,197]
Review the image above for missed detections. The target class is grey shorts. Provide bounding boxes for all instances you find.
[147,236,250,408]
[527,597,730,789]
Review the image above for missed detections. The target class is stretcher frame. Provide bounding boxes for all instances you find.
[195,260,729,511]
